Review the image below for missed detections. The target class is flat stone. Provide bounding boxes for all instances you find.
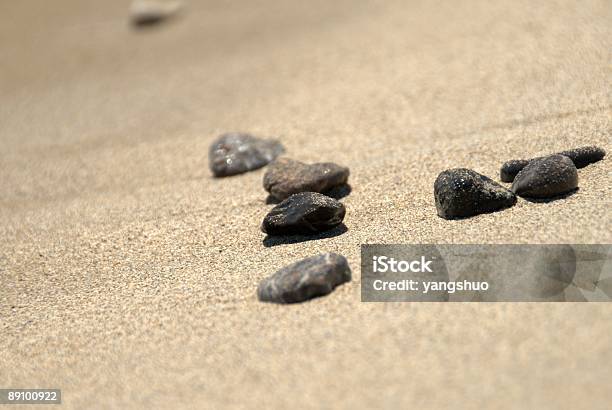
[500,159,530,182]
[511,155,578,198]
[263,158,349,201]
[130,0,182,26]
[258,253,351,303]
[209,133,284,177]
[261,192,345,235]
[500,145,605,182]
[558,146,606,168]
[434,168,517,219]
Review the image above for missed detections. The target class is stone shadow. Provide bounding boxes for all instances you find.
[265,184,352,205]
[262,224,348,247]
[521,188,579,203]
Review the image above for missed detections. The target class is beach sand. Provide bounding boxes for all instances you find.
[1,0,611,408]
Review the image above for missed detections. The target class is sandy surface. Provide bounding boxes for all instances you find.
[1,0,611,408]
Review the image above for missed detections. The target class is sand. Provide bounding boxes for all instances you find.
[1,0,611,408]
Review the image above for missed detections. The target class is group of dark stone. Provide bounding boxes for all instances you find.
[210,133,606,304]
[209,133,352,304]
[434,146,606,219]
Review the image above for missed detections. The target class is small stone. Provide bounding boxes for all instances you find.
[258,253,351,303]
[209,133,284,177]
[130,0,182,26]
[434,168,517,219]
[263,158,349,201]
[558,146,606,168]
[500,159,530,182]
[511,155,578,198]
[261,192,345,235]
[500,146,605,182]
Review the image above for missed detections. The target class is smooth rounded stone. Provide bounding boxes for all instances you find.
[257,253,351,303]
[500,159,530,182]
[261,192,345,235]
[263,158,349,201]
[130,0,182,26]
[500,145,606,182]
[557,146,606,168]
[511,155,578,198]
[434,168,517,219]
[209,133,284,177]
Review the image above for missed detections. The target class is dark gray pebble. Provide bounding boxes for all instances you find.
[261,192,345,235]
[558,146,606,168]
[434,168,517,219]
[511,155,578,198]
[130,0,182,26]
[209,132,284,177]
[263,158,349,201]
[500,145,605,182]
[500,159,530,182]
[257,253,351,304]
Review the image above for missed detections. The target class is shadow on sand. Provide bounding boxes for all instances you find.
[263,224,348,247]
[265,184,352,205]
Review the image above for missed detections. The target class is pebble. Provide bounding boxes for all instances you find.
[130,0,182,26]
[209,133,284,177]
[500,159,530,182]
[558,146,606,168]
[511,155,578,198]
[261,192,345,235]
[257,253,351,303]
[500,145,605,182]
[434,168,517,219]
[263,158,349,201]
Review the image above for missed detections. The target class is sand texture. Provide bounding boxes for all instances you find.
[1,0,611,408]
